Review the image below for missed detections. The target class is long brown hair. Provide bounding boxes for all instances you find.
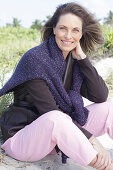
[42,2,104,54]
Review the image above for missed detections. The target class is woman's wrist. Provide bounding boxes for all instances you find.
[77,54,86,60]
[89,136,96,145]
[89,136,95,142]
[72,53,86,60]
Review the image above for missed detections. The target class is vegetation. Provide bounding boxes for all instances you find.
[102,24,113,50]
[0,26,41,72]
[104,10,113,26]
[31,19,42,30]
[91,24,113,60]
[0,12,113,115]
[6,17,21,28]
[30,15,51,30]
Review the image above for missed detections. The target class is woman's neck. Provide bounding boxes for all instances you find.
[63,51,69,60]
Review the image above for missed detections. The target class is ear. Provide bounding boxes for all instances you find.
[53,27,56,35]
[80,33,82,40]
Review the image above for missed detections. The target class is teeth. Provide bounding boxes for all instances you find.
[62,41,72,44]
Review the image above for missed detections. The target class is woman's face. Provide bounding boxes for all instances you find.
[53,13,83,59]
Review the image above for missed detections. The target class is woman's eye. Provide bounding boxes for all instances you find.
[73,29,79,32]
[59,27,66,30]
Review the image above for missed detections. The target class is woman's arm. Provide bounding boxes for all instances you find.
[78,57,108,102]
[72,42,108,103]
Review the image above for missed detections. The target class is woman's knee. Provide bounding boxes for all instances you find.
[43,110,72,124]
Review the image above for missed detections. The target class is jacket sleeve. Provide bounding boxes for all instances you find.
[25,79,92,139]
[78,57,108,102]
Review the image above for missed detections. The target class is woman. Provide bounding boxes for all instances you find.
[0,2,113,169]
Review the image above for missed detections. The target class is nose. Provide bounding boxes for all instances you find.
[65,30,72,39]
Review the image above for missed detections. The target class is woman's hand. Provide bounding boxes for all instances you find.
[89,136,112,169]
[72,42,86,60]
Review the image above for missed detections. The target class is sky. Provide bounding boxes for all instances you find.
[0,0,113,28]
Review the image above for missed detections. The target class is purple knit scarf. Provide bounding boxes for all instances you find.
[0,35,89,126]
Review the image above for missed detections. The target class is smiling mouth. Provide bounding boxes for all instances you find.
[61,40,73,45]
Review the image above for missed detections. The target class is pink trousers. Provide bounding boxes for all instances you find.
[1,100,113,166]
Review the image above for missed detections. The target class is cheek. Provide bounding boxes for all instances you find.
[73,35,82,44]
[78,33,82,40]
[55,31,65,39]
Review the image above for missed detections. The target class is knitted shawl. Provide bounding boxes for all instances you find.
[0,35,89,126]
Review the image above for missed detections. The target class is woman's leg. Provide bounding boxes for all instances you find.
[1,110,97,166]
[83,99,113,138]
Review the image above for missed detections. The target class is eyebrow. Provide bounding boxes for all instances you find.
[58,25,81,30]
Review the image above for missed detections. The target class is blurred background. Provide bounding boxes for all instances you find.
[0,0,113,114]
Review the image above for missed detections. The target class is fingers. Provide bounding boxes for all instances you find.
[93,152,111,170]
[71,41,86,60]
[101,152,111,170]
[97,156,109,170]
[93,153,103,169]
[104,159,112,170]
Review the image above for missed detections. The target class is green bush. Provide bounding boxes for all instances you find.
[0,69,14,114]
[102,24,113,50]
[0,93,13,115]
[0,26,40,44]
[0,27,41,70]
[91,24,113,60]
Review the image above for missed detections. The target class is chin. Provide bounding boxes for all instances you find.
[62,47,74,53]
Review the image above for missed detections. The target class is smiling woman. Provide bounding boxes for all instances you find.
[0,2,113,170]
[53,13,82,59]
[42,3,103,55]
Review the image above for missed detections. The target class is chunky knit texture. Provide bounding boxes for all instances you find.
[0,35,89,126]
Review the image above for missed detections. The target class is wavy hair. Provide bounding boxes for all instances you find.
[42,2,104,54]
